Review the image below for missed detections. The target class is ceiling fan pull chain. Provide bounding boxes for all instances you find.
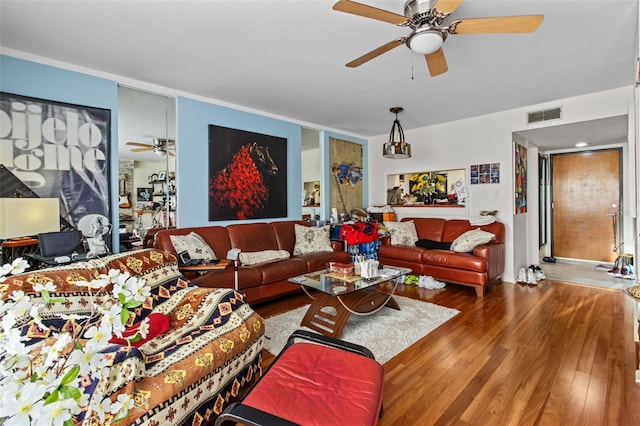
[411,52,415,80]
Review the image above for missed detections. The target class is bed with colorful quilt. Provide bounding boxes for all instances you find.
[0,249,264,425]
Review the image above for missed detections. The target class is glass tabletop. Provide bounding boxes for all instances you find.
[289,266,411,296]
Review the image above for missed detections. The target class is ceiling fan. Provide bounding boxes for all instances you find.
[333,0,543,76]
[126,138,175,156]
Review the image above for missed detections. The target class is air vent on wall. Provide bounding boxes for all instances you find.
[527,107,562,124]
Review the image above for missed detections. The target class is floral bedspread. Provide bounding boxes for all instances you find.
[1,249,265,425]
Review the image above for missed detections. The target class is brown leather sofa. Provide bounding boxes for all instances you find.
[155,220,349,304]
[378,217,505,297]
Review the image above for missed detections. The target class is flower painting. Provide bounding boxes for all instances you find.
[208,125,287,221]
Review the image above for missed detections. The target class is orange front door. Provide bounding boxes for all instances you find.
[551,149,621,262]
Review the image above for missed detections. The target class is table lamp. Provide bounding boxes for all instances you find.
[0,198,60,240]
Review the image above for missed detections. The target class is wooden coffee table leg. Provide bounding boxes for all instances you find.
[300,292,351,339]
[300,288,400,339]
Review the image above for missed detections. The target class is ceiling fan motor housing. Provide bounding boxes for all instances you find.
[404,0,442,27]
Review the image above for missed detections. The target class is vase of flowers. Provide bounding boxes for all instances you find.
[0,257,151,425]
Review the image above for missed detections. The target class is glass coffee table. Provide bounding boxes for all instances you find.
[288,266,411,339]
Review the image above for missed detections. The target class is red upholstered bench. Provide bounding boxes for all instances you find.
[215,329,385,426]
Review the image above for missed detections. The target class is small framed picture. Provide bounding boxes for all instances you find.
[157,171,166,181]
[137,187,152,201]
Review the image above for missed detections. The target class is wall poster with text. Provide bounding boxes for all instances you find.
[208,125,287,221]
[0,92,111,232]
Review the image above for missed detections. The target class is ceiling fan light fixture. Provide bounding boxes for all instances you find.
[153,146,167,156]
[384,107,411,159]
[407,29,443,55]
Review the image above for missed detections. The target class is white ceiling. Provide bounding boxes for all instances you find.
[1,0,637,156]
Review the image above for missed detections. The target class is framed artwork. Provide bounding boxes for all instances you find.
[514,143,527,214]
[329,138,363,217]
[470,163,500,184]
[137,187,152,202]
[208,125,287,221]
[0,92,111,232]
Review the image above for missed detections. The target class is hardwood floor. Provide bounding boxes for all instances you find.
[252,280,640,425]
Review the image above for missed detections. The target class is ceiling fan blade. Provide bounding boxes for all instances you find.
[425,48,448,76]
[129,147,153,152]
[126,141,152,147]
[346,38,405,68]
[450,15,544,34]
[434,0,464,15]
[333,0,408,25]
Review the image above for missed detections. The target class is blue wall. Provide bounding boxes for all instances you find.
[1,54,368,236]
[176,97,303,227]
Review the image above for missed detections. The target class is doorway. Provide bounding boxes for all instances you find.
[551,148,621,262]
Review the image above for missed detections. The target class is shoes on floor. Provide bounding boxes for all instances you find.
[526,268,538,285]
[607,266,622,278]
[529,264,545,280]
[418,275,446,289]
[517,267,527,283]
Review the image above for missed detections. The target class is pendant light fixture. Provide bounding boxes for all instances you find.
[383,107,411,159]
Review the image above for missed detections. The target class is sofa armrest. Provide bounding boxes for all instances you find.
[379,235,391,246]
[473,243,505,280]
[330,238,346,251]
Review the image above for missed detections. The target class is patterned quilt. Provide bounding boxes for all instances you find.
[1,249,265,425]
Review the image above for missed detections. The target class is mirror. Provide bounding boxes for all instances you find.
[386,169,467,206]
[301,128,320,219]
[118,87,176,241]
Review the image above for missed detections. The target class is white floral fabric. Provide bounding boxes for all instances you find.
[239,250,290,265]
[450,228,495,252]
[169,232,217,261]
[293,224,333,255]
[384,221,419,246]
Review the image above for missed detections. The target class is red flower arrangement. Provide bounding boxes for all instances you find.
[209,144,270,220]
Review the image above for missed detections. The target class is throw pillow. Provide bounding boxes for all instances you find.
[169,232,217,261]
[450,228,495,252]
[293,224,333,255]
[239,250,290,265]
[109,312,171,348]
[415,239,452,250]
[384,221,419,246]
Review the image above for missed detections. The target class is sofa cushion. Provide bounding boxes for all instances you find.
[415,239,452,250]
[239,250,290,266]
[450,228,495,252]
[293,224,333,254]
[384,220,419,245]
[169,232,217,261]
[421,250,487,272]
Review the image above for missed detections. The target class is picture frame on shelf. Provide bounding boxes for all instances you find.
[157,171,166,181]
[137,187,152,202]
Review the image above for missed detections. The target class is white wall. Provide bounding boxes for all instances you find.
[368,87,635,283]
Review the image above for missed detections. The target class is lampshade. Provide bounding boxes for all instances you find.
[407,29,444,55]
[383,107,411,159]
[0,198,60,239]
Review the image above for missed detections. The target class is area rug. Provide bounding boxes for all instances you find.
[263,296,459,364]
